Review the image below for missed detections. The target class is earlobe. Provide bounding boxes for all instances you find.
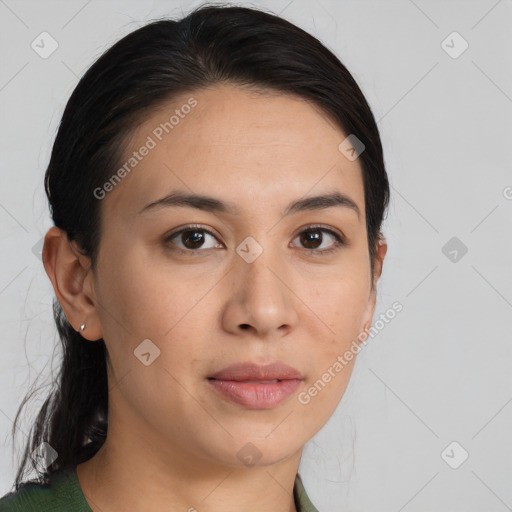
[42,226,102,341]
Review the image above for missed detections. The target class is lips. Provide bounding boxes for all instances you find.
[207,362,304,409]
[208,362,304,382]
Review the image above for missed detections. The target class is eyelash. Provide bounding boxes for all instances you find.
[163,224,346,256]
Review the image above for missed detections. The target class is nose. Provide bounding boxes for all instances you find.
[221,247,299,339]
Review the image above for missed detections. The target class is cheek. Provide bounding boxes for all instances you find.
[293,333,358,439]
[94,246,219,392]
[311,258,371,337]
[333,278,370,333]
[96,244,204,338]
[299,257,370,402]
[94,250,207,413]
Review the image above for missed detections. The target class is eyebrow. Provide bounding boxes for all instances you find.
[139,190,361,220]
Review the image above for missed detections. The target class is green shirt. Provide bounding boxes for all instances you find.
[0,467,319,511]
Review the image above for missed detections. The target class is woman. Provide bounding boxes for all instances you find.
[0,3,389,511]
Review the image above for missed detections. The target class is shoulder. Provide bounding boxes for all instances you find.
[0,469,89,512]
[0,478,53,512]
[294,473,320,512]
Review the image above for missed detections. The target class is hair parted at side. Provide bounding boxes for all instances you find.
[9,1,389,490]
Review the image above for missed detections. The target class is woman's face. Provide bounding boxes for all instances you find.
[85,83,386,470]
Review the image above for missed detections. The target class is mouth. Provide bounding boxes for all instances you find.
[208,378,281,383]
[207,362,304,409]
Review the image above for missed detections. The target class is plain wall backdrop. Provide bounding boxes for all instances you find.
[0,1,511,511]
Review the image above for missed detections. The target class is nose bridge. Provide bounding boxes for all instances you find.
[231,230,296,334]
[236,231,284,295]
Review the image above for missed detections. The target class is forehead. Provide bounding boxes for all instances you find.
[103,83,365,220]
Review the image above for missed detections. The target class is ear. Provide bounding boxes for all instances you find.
[360,236,388,338]
[42,226,103,341]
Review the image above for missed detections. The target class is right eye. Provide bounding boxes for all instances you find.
[163,225,224,254]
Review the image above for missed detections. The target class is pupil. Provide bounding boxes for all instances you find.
[183,230,203,249]
[302,230,321,249]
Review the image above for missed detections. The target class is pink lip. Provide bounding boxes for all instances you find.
[207,362,304,409]
[209,362,304,381]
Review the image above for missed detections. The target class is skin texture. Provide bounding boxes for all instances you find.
[43,83,387,512]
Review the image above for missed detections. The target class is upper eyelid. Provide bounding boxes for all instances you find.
[165,224,219,241]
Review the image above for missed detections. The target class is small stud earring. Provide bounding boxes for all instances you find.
[80,323,86,332]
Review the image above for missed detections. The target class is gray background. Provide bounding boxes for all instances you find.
[1,0,511,510]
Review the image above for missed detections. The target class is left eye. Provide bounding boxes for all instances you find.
[291,227,344,253]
